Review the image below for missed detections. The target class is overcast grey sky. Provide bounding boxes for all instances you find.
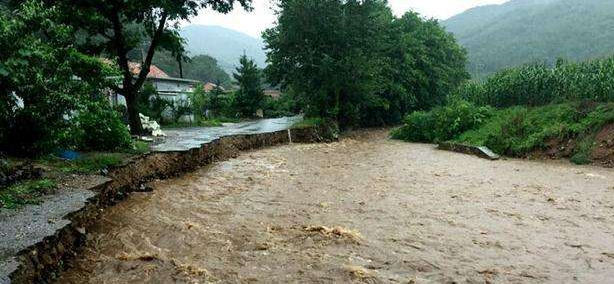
[187,0,509,38]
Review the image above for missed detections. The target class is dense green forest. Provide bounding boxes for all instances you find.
[444,0,614,78]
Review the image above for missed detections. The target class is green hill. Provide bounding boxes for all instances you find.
[180,25,266,74]
[443,0,614,78]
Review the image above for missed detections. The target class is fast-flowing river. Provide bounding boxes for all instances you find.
[58,130,614,283]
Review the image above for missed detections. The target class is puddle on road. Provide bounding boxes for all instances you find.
[57,130,614,284]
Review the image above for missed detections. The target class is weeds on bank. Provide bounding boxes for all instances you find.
[40,153,126,174]
[33,138,150,175]
[130,141,151,155]
[0,179,57,209]
[392,101,614,164]
[292,117,324,129]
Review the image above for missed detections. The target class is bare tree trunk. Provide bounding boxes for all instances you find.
[124,90,143,135]
[109,7,167,135]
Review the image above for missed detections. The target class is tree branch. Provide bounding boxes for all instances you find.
[134,10,168,90]
[109,7,131,95]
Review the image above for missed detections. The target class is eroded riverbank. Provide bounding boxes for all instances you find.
[58,130,614,283]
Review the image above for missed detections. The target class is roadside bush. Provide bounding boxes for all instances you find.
[189,84,209,122]
[169,99,192,123]
[212,93,238,119]
[137,83,170,123]
[390,111,435,142]
[391,100,492,142]
[263,94,299,118]
[4,111,60,157]
[74,101,131,151]
[0,1,117,157]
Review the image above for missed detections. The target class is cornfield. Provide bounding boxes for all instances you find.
[452,57,614,107]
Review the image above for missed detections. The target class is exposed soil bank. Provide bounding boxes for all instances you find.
[57,130,614,283]
[535,123,614,168]
[4,127,323,284]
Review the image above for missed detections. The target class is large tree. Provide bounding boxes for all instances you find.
[39,0,252,134]
[264,0,468,128]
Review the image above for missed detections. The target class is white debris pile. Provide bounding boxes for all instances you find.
[140,113,166,137]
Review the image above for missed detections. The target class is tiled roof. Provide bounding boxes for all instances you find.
[203,82,225,92]
[128,62,170,79]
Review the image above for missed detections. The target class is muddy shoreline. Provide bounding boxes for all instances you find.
[2,127,325,284]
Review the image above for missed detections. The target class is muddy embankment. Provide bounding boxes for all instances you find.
[5,127,327,284]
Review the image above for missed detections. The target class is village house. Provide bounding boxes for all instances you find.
[109,62,200,107]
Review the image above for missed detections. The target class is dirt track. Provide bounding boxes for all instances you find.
[58,130,614,284]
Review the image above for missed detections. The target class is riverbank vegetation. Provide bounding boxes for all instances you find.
[393,57,614,165]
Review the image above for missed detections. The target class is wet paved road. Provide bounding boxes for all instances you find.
[59,130,614,284]
[152,116,303,152]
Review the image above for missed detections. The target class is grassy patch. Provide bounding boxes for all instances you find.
[33,139,150,175]
[130,141,151,155]
[0,179,57,209]
[215,117,241,123]
[63,153,125,174]
[292,117,324,129]
[162,119,225,129]
[41,153,126,174]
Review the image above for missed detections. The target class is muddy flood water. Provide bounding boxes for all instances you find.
[58,130,614,284]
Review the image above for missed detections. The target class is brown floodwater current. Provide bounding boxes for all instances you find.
[58,130,614,283]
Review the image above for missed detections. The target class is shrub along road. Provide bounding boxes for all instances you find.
[58,130,614,283]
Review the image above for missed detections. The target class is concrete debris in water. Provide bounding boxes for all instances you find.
[140,113,166,137]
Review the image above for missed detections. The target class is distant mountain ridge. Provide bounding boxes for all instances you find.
[443,0,614,78]
[180,25,267,74]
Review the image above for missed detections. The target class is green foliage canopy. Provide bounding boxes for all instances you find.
[0,1,117,156]
[264,0,468,128]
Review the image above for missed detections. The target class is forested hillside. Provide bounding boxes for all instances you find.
[153,52,231,87]
[444,0,614,78]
